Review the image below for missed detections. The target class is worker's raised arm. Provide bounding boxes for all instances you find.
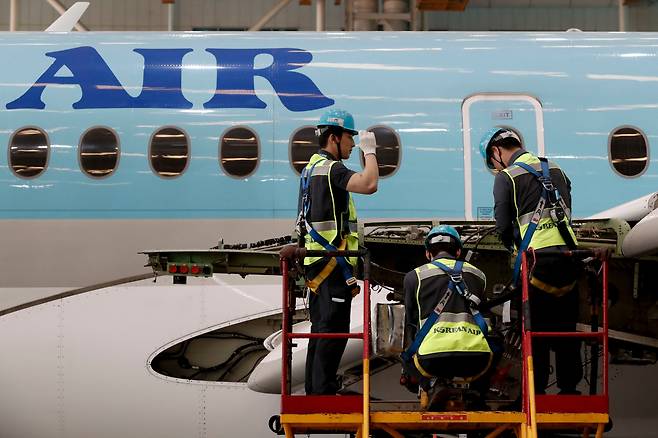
[346,130,379,194]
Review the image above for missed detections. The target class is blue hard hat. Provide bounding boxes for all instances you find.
[317,109,358,135]
[479,127,521,170]
[424,225,462,250]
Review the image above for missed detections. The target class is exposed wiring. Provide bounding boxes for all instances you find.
[159,339,190,358]
[364,224,432,240]
[154,332,267,379]
[217,346,267,381]
[188,341,263,379]
[237,353,268,383]
[211,235,293,250]
[466,225,498,254]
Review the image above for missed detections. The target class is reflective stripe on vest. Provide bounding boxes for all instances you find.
[518,208,572,227]
[303,153,359,266]
[502,153,578,251]
[415,261,487,284]
[311,220,358,234]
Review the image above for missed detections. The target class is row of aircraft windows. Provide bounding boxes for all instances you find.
[7,125,402,180]
[6,125,649,180]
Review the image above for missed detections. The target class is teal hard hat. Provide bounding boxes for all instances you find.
[424,225,462,250]
[479,127,521,170]
[317,109,358,135]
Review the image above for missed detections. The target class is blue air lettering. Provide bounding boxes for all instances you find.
[203,48,333,111]
[7,47,193,110]
[6,46,334,112]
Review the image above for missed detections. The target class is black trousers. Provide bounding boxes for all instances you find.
[529,249,583,394]
[529,285,583,394]
[406,353,493,392]
[305,265,353,395]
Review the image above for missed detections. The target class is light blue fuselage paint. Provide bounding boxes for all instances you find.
[1,32,656,221]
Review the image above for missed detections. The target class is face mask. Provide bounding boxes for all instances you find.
[335,134,348,160]
[490,147,506,169]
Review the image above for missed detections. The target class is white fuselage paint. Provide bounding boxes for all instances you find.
[0,275,285,438]
[1,219,293,289]
[2,273,657,438]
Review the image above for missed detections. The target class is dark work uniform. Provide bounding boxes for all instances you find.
[494,149,582,394]
[298,150,356,395]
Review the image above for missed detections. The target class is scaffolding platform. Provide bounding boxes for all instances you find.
[282,411,527,437]
[281,410,608,437]
[278,248,610,438]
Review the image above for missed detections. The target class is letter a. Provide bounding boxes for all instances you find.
[7,47,134,109]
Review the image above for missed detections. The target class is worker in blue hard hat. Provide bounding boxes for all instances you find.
[296,108,379,395]
[400,225,492,409]
[479,126,582,395]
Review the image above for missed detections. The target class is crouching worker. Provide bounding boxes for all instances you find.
[401,225,493,409]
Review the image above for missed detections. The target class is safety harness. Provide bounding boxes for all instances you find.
[297,157,358,291]
[511,158,577,286]
[402,260,489,362]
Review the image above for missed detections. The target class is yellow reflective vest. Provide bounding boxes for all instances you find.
[502,153,578,251]
[413,259,491,358]
[301,153,359,267]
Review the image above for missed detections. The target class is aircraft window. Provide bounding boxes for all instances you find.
[150,127,189,178]
[79,127,119,178]
[609,126,649,178]
[220,126,259,178]
[289,126,318,175]
[9,127,49,179]
[359,125,401,177]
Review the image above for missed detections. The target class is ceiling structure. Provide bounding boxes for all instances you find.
[2,0,656,32]
[469,0,632,6]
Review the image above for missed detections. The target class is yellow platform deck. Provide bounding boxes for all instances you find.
[281,410,608,438]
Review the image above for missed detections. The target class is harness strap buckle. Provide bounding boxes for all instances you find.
[467,294,481,306]
[449,273,463,283]
[539,176,554,192]
[549,207,565,223]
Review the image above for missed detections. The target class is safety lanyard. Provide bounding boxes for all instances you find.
[299,158,357,287]
[401,260,488,362]
[511,158,561,285]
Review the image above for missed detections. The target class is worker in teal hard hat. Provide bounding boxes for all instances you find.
[423,225,462,250]
[297,108,380,395]
[317,108,359,135]
[314,108,360,162]
[400,225,492,409]
[479,126,582,396]
[479,127,522,171]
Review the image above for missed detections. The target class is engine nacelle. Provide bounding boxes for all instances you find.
[622,208,658,257]
[589,192,658,222]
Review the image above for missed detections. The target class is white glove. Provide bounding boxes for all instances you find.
[358,130,377,156]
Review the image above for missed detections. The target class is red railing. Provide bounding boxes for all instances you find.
[277,246,609,437]
[280,249,371,419]
[521,250,609,418]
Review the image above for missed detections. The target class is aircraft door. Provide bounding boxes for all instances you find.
[462,94,545,221]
